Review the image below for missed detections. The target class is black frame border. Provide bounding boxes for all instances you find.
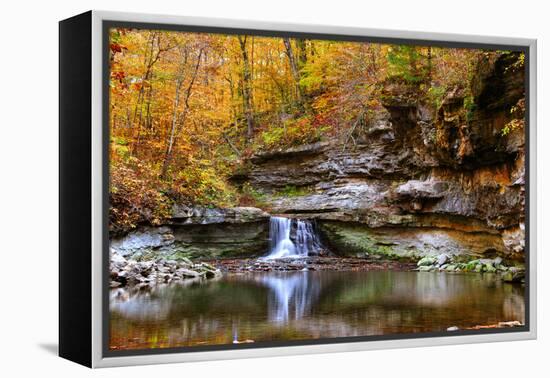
[59,11,93,368]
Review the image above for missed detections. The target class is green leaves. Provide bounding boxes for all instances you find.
[386,45,427,84]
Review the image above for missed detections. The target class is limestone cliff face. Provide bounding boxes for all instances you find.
[111,207,270,260]
[234,52,526,262]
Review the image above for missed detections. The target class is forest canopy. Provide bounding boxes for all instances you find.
[108,28,520,234]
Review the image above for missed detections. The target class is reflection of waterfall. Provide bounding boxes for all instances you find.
[257,273,321,323]
[264,216,322,259]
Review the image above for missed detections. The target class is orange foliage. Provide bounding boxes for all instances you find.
[108,27,487,232]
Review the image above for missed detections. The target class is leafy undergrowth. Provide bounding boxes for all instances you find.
[236,182,271,210]
[110,157,172,235]
[110,152,239,234]
[252,115,331,152]
[274,185,313,198]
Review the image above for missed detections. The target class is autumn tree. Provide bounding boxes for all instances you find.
[108,28,488,232]
[238,36,255,142]
[161,44,204,178]
[386,45,430,83]
[283,38,304,111]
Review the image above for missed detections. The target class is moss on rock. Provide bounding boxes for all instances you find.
[318,221,420,261]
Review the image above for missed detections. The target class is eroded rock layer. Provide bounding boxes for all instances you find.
[111,52,526,264]
[111,207,270,260]
[233,52,526,263]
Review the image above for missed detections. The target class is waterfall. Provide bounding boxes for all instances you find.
[263,216,322,259]
[266,217,296,259]
[295,219,322,256]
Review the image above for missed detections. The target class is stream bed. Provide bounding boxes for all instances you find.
[109,270,525,350]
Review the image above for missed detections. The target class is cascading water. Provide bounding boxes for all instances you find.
[295,219,322,256]
[263,216,322,259]
[266,217,296,259]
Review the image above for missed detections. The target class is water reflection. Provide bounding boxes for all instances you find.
[110,271,525,350]
[255,273,321,322]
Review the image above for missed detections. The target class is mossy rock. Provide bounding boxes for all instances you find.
[418,266,433,272]
[502,271,524,283]
[465,260,480,271]
[128,241,266,261]
[484,263,497,273]
[417,256,437,267]
[318,221,419,261]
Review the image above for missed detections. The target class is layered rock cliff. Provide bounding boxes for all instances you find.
[111,207,270,260]
[232,52,526,263]
[112,52,525,265]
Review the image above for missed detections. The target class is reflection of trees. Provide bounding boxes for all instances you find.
[110,278,273,349]
[312,272,525,334]
[110,277,270,321]
[316,272,524,311]
[110,271,525,350]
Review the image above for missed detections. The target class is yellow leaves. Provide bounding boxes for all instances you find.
[108,28,500,234]
[172,161,236,207]
[109,159,172,234]
[257,116,326,151]
[501,98,525,136]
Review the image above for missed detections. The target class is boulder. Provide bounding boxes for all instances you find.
[502,267,525,283]
[437,254,449,266]
[175,268,201,279]
[110,227,174,257]
[417,266,433,272]
[417,256,437,267]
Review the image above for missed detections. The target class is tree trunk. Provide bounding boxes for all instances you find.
[427,46,433,84]
[283,38,303,111]
[132,33,164,155]
[162,78,183,178]
[161,48,203,178]
[238,36,254,143]
[296,39,308,69]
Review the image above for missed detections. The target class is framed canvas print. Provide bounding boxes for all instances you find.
[59,10,537,368]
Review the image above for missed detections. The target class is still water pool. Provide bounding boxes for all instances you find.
[109,270,524,350]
